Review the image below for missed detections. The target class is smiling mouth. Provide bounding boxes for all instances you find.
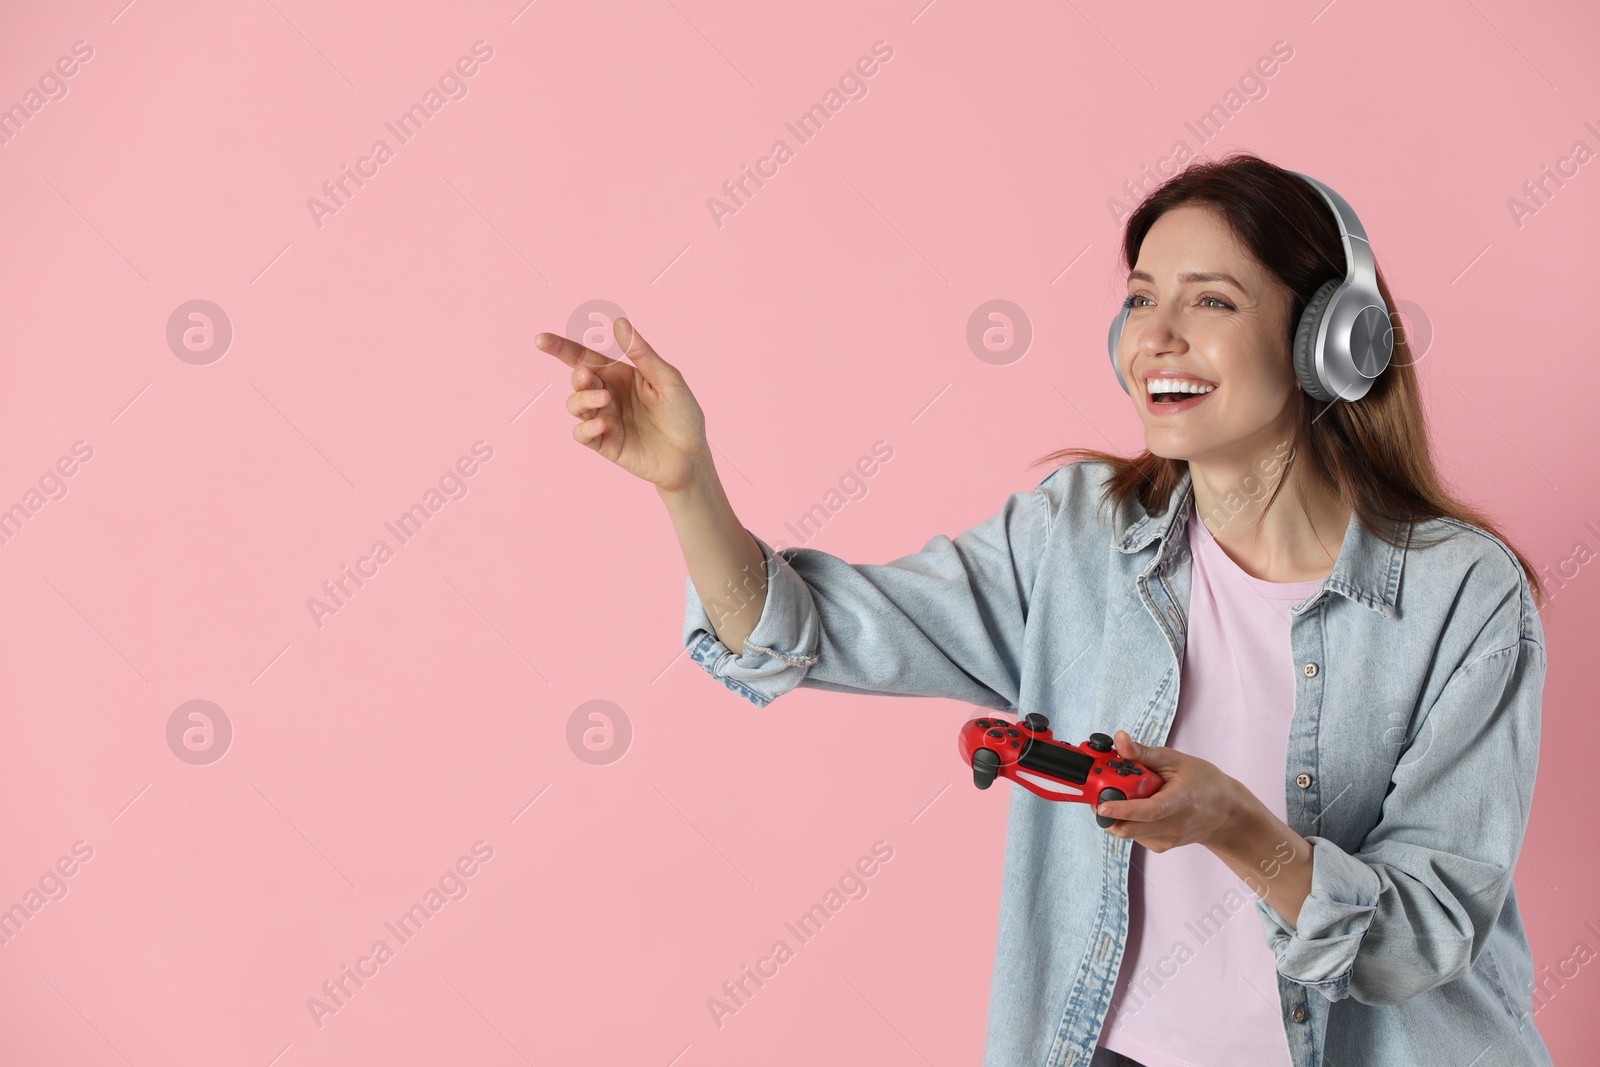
[1148,383,1218,404]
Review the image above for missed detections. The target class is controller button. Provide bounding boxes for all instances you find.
[972,748,1001,790]
[1087,732,1114,753]
[976,719,992,728]
[1005,729,1021,737]
[1010,740,1019,748]
[1092,766,1101,774]
[1096,786,1127,828]
[987,729,1004,738]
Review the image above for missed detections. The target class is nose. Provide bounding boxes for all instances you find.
[1133,303,1185,354]
[1124,305,1185,382]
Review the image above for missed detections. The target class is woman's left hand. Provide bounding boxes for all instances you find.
[1094,729,1250,852]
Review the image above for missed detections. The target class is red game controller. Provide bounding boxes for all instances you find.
[958,713,1164,828]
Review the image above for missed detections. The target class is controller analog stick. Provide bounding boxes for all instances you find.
[1095,786,1126,829]
[972,748,1001,790]
[1087,732,1115,753]
[1024,713,1050,732]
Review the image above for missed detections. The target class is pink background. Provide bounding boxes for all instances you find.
[2,1,1596,1064]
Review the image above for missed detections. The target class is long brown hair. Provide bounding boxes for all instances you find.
[1032,151,1546,609]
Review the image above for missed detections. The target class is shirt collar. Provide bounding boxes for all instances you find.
[1111,464,1403,619]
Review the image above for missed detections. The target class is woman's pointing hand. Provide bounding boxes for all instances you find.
[536,318,710,493]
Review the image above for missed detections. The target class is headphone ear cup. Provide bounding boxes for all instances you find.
[1107,304,1132,395]
[1293,279,1341,403]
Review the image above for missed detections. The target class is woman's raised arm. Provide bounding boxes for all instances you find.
[539,316,1061,711]
[537,317,771,655]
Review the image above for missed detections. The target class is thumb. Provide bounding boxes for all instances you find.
[613,318,680,387]
[1115,730,1162,768]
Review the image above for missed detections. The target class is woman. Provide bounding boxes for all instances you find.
[536,153,1553,1067]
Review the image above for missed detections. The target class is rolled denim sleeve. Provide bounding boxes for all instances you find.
[1253,632,1546,1006]
[681,529,824,708]
[680,470,1060,709]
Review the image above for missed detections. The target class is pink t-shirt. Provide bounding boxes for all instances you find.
[1097,507,1324,1067]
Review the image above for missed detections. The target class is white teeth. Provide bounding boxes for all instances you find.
[1146,379,1216,395]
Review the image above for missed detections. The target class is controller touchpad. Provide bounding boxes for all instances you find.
[1016,741,1093,784]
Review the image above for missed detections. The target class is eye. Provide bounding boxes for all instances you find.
[1124,294,1234,310]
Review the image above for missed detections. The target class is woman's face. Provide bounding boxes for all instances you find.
[1116,203,1299,466]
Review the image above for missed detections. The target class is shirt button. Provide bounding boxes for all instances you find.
[1295,772,1312,789]
[1303,662,1319,677]
[1292,1006,1307,1022]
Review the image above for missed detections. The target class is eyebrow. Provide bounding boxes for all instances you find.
[1127,270,1248,291]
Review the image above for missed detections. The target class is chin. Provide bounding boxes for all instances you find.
[1143,438,1199,463]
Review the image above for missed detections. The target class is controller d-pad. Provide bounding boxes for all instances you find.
[987,729,1004,738]
[991,719,1010,727]
[976,719,993,728]
[1005,729,1021,737]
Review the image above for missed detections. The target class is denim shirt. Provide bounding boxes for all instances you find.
[680,459,1552,1067]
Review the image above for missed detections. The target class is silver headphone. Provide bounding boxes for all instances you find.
[1107,170,1393,404]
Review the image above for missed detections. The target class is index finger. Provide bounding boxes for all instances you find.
[534,332,618,372]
